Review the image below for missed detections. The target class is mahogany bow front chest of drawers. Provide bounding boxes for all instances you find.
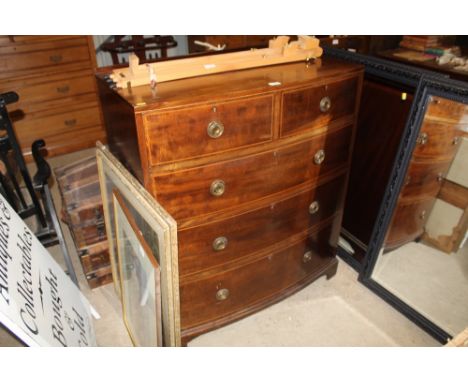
[97,58,363,344]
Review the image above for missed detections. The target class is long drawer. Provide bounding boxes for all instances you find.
[144,94,274,164]
[385,197,436,250]
[21,125,106,158]
[152,125,353,220]
[0,43,92,79]
[178,174,346,276]
[414,120,463,161]
[281,76,357,137]
[179,223,337,329]
[0,70,96,113]
[400,159,452,200]
[12,101,102,140]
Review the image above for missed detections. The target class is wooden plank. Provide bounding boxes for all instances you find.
[438,179,468,209]
[109,36,323,88]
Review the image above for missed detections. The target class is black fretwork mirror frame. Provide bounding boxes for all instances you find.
[360,75,468,343]
[324,47,468,343]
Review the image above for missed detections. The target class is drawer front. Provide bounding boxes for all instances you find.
[144,95,274,164]
[178,174,346,276]
[385,197,436,250]
[0,36,87,53]
[413,120,463,161]
[401,159,452,200]
[0,44,91,77]
[80,250,110,275]
[71,222,107,248]
[66,199,104,227]
[13,103,102,142]
[179,224,337,329]
[153,125,352,220]
[0,71,96,111]
[85,265,113,289]
[281,77,357,136]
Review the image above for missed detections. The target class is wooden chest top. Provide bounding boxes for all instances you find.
[100,58,362,111]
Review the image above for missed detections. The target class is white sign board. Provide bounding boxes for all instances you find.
[0,194,96,346]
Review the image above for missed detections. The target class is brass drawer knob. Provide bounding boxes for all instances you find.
[453,136,460,145]
[212,236,228,251]
[320,96,331,113]
[309,201,320,215]
[314,149,325,165]
[216,288,230,301]
[207,121,224,138]
[210,179,225,196]
[417,132,428,145]
[420,210,426,220]
[303,251,313,263]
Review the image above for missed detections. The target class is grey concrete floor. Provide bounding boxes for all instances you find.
[0,147,441,347]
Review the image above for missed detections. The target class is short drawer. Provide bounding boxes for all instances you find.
[79,246,110,275]
[152,125,353,220]
[425,96,468,125]
[178,174,346,276]
[400,159,452,200]
[65,196,104,227]
[281,76,358,136]
[385,197,436,250]
[70,221,107,248]
[413,120,464,161]
[143,94,273,164]
[179,224,337,329]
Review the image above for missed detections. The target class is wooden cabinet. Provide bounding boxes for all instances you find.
[98,59,363,344]
[0,35,106,159]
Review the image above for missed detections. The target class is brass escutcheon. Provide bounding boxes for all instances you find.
[303,251,312,263]
[207,120,224,138]
[210,179,225,196]
[437,173,444,182]
[216,288,230,301]
[314,149,325,165]
[309,201,320,215]
[64,119,77,127]
[56,85,70,94]
[320,96,331,112]
[417,132,428,145]
[420,210,426,220]
[49,54,63,63]
[453,136,460,145]
[212,236,228,251]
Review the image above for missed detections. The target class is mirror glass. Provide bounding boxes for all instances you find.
[371,94,468,336]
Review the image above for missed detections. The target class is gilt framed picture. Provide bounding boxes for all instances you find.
[113,190,162,346]
[96,142,180,346]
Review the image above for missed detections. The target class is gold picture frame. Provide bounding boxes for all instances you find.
[114,190,162,346]
[96,142,180,346]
